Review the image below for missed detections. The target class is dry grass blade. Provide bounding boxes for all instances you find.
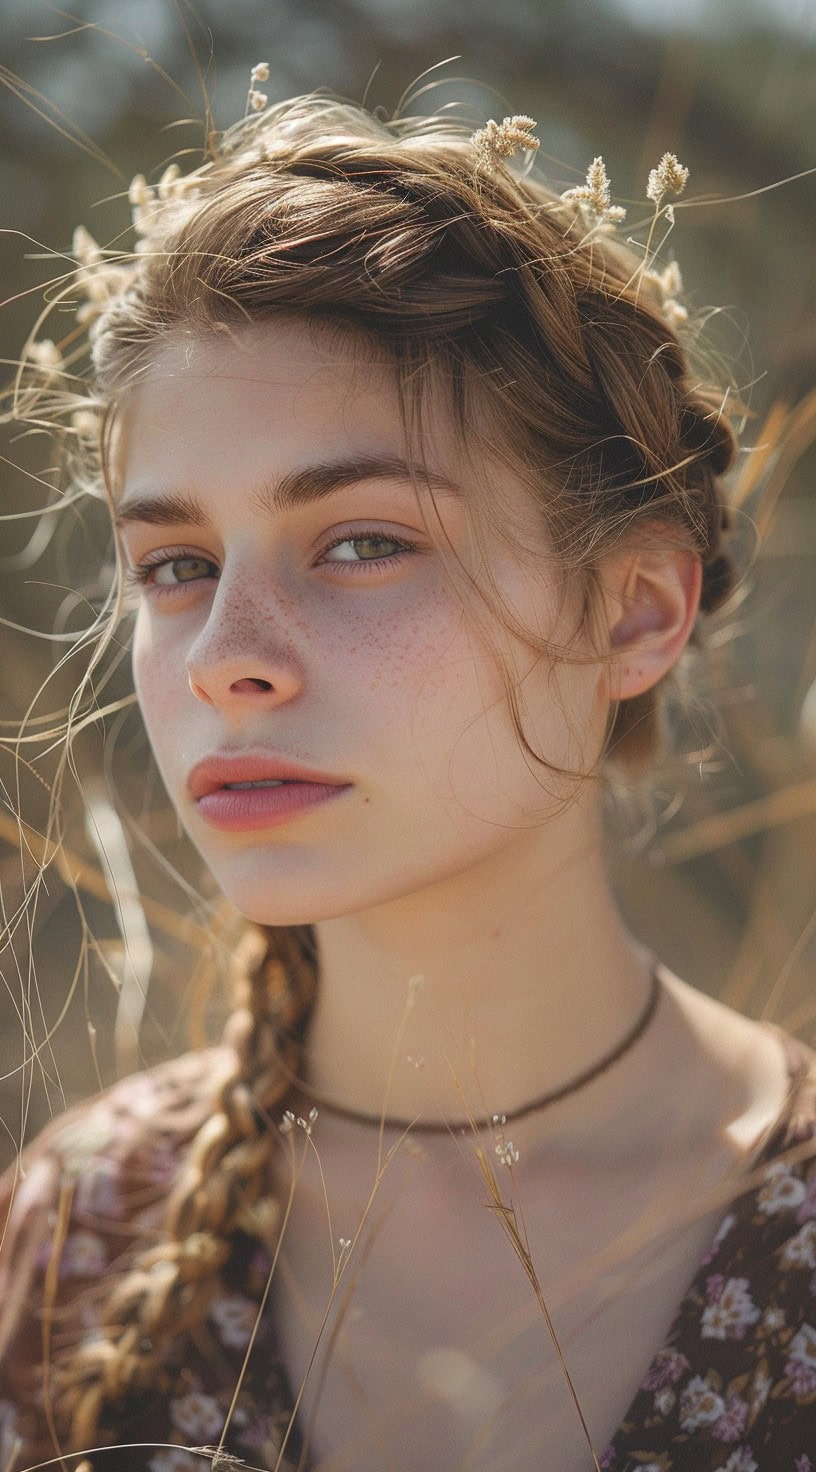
[473,1145,603,1472]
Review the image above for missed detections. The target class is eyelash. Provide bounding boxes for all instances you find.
[124,529,420,593]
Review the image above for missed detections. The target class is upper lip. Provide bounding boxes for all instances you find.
[187,753,352,799]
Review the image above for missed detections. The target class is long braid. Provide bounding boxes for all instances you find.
[54,924,318,1454]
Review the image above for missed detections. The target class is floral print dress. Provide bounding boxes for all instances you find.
[0,1024,815,1472]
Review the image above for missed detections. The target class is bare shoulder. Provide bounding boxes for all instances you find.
[655,961,816,1161]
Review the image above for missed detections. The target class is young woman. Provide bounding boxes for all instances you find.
[0,90,814,1472]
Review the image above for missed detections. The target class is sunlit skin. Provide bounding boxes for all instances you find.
[115,318,784,1160]
[113,318,796,1470]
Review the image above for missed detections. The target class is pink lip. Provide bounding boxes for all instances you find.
[188,753,350,799]
[187,753,353,833]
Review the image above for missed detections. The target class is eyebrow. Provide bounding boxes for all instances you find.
[114,454,464,529]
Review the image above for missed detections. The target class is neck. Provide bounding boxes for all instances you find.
[303,798,662,1152]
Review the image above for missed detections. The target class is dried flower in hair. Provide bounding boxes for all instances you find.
[248,89,268,113]
[157,163,181,200]
[561,156,626,226]
[646,152,689,208]
[70,408,102,441]
[471,115,539,170]
[643,259,688,331]
[250,62,270,84]
[25,338,63,372]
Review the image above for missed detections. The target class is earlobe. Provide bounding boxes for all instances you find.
[604,545,702,701]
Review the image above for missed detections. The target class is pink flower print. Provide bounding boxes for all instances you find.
[597,1449,617,1470]
[208,1292,258,1350]
[73,1164,124,1221]
[169,1388,224,1441]
[780,1220,816,1270]
[758,1163,807,1215]
[795,1175,816,1225]
[712,1394,749,1442]
[706,1273,726,1303]
[701,1277,761,1341]
[59,1230,107,1279]
[640,1347,690,1391]
[713,1451,757,1472]
[795,1456,813,1471]
[786,1360,816,1397]
[785,1323,816,1397]
[702,1212,737,1265]
[680,1375,726,1431]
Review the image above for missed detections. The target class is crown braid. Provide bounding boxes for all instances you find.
[52,924,318,1454]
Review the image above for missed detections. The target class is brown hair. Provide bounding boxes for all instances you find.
[10,92,738,1453]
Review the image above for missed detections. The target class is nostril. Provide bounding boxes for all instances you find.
[230,677,273,694]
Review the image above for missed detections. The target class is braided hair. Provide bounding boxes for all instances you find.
[11,91,743,1451]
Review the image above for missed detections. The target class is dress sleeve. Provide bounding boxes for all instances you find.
[0,1049,236,1470]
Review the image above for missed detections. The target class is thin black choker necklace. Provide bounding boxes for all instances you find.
[298,965,663,1135]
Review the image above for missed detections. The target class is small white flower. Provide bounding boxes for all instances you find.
[561,156,626,225]
[250,63,270,83]
[646,152,690,206]
[654,1387,676,1414]
[169,1388,224,1441]
[762,1304,786,1331]
[209,1292,257,1350]
[679,1374,726,1430]
[60,1230,107,1279]
[495,1140,519,1167]
[758,1166,807,1215]
[472,115,539,169]
[780,1220,816,1270]
[713,1451,758,1472]
[701,1277,761,1341]
[25,338,63,370]
[279,1109,295,1134]
[148,1451,202,1472]
[248,89,268,112]
[788,1322,816,1367]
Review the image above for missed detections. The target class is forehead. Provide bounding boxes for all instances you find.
[115,319,422,489]
[112,317,550,564]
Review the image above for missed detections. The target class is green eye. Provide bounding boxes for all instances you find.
[149,556,218,586]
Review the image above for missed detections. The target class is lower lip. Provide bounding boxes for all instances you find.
[195,781,353,832]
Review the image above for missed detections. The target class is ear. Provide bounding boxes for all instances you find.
[597,540,702,701]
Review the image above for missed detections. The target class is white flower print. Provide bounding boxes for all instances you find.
[757,1163,807,1215]
[780,1220,816,1270]
[679,1374,726,1430]
[701,1277,762,1340]
[208,1291,258,1350]
[654,1386,676,1414]
[148,1452,203,1472]
[60,1229,107,1278]
[169,1389,224,1441]
[761,1304,786,1332]
[788,1322,816,1368]
[713,1451,758,1472]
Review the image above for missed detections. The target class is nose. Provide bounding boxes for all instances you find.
[185,576,304,711]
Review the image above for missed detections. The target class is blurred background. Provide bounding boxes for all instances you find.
[0,0,815,1168]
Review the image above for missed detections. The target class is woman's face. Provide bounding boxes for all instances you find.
[116,319,607,924]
